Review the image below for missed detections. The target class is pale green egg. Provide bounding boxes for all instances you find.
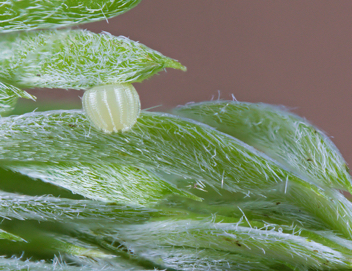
[83,84,140,133]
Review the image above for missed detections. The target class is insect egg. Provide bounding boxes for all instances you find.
[82,83,140,133]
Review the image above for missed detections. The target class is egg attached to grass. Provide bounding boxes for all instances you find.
[83,84,140,133]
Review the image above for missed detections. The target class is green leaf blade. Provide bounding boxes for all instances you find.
[0,191,170,223]
[0,30,186,90]
[0,81,35,115]
[93,219,352,270]
[2,110,352,240]
[7,162,201,206]
[0,229,26,243]
[174,101,352,193]
[0,0,141,33]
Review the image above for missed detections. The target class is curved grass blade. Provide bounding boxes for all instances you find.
[72,229,173,271]
[136,247,282,271]
[163,192,327,231]
[0,220,161,270]
[74,219,287,271]
[0,30,186,90]
[0,0,141,33]
[86,219,352,270]
[65,255,157,271]
[0,110,303,194]
[88,239,283,271]
[0,256,106,271]
[174,101,352,193]
[0,81,35,115]
[0,226,111,260]
[7,162,200,206]
[7,161,325,231]
[0,191,181,223]
[0,166,83,199]
[1,110,352,239]
[0,229,26,243]
[0,243,144,271]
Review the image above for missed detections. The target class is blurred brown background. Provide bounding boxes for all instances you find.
[28,1,352,165]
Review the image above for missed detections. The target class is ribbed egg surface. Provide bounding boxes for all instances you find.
[83,84,140,133]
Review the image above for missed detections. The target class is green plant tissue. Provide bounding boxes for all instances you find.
[0,81,35,115]
[2,110,352,241]
[1,1,352,269]
[0,0,142,33]
[0,29,186,90]
[175,101,352,193]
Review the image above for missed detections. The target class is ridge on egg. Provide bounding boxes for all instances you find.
[83,84,140,133]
